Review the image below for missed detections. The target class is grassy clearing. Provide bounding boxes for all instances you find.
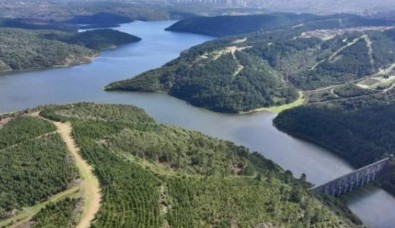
[242,91,305,114]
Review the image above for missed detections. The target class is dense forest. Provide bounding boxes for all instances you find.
[66,12,133,27]
[0,28,140,73]
[274,87,395,196]
[166,13,395,37]
[107,15,395,112]
[0,117,77,219]
[0,0,272,26]
[0,18,77,32]
[0,1,179,23]
[166,13,310,37]
[37,103,359,227]
[44,29,141,50]
[107,49,299,113]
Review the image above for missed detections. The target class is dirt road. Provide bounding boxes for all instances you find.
[53,121,101,228]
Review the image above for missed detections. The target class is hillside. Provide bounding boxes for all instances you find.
[66,12,133,28]
[43,29,141,50]
[166,13,311,37]
[107,16,395,113]
[0,115,78,223]
[105,41,299,113]
[0,103,361,227]
[0,28,140,73]
[0,0,265,25]
[0,18,78,32]
[274,73,395,196]
[0,1,175,23]
[166,13,394,37]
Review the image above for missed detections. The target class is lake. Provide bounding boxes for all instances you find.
[0,20,394,227]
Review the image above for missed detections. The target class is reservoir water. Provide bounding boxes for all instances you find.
[0,20,394,227]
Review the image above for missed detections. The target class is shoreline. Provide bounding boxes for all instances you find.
[239,91,305,114]
[0,53,100,77]
[105,88,305,115]
[0,38,142,77]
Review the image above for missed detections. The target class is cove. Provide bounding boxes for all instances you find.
[0,20,394,227]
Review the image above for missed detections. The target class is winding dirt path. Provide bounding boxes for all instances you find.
[53,121,101,228]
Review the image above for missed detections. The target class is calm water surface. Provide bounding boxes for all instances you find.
[0,21,394,227]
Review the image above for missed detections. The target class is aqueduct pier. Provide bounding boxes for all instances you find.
[310,156,393,197]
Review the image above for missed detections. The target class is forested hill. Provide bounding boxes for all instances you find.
[107,18,395,113]
[26,102,357,227]
[166,13,309,37]
[274,76,395,196]
[0,18,78,32]
[43,29,141,50]
[0,28,140,73]
[66,12,134,29]
[166,13,395,37]
[0,14,132,32]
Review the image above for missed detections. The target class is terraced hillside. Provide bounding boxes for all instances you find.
[36,103,360,227]
[107,21,395,113]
